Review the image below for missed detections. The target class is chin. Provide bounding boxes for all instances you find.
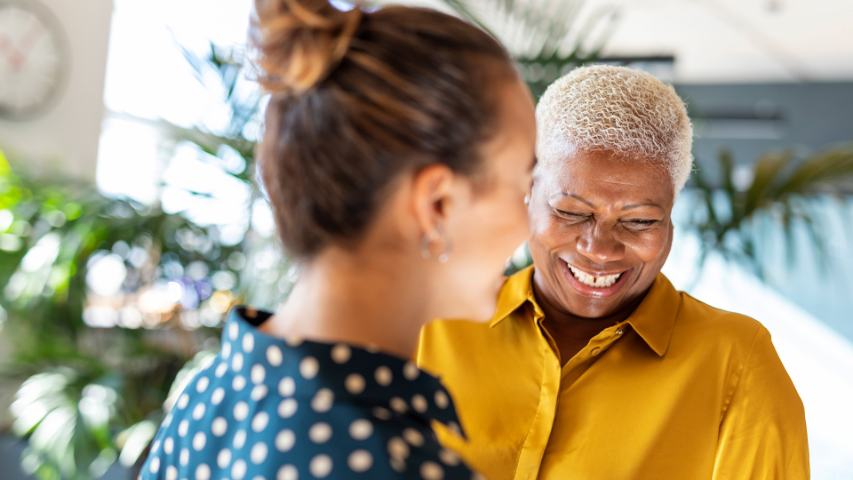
[566,299,620,320]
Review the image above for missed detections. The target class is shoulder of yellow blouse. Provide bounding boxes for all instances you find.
[674,287,768,341]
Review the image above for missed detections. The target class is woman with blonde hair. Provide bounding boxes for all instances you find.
[419,65,808,479]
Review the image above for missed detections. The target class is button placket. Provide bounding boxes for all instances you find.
[586,326,626,359]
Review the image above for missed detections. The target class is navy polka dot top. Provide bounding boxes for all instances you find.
[140,307,477,479]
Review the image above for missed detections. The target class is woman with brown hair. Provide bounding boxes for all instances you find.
[140,0,536,478]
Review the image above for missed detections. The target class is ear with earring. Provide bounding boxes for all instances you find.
[420,225,452,263]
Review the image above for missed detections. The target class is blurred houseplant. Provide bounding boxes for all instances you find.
[436,0,618,97]
[0,150,235,479]
[0,42,288,479]
[687,147,853,280]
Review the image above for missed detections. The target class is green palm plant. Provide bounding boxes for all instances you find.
[0,39,293,479]
[154,42,294,309]
[0,154,240,478]
[687,147,853,279]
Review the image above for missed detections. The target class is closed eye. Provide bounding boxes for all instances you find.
[554,209,591,221]
[622,219,660,230]
[626,219,657,225]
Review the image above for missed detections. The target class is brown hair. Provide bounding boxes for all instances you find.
[252,0,517,258]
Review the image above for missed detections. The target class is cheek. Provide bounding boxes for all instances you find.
[461,192,528,258]
[530,214,576,250]
[623,229,672,264]
[527,208,549,236]
[493,197,529,251]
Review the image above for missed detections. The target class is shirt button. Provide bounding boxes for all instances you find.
[590,347,602,356]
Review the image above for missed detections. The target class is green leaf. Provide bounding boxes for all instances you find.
[685,146,853,278]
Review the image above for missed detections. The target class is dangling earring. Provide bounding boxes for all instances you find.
[420,235,433,260]
[420,227,452,263]
[523,194,531,206]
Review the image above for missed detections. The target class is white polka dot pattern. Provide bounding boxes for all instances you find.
[277,465,298,480]
[275,429,295,452]
[331,344,351,364]
[233,429,247,449]
[375,366,393,386]
[252,412,270,432]
[309,422,333,444]
[139,307,476,480]
[212,417,228,437]
[348,449,373,472]
[251,364,266,384]
[311,388,334,413]
[196,463,211,480]
[349,419,373,440]
[211,387,225,405]
[266,345,283,367]
[300,357,319,379]
[345,373,366,394]
[278,377,295,396]
[310,454,333,478]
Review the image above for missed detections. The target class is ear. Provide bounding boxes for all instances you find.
[410,164,457,240]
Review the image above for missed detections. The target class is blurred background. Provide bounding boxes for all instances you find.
[0,0,851,478]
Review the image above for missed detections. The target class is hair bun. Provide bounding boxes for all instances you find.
[252,0,362,94]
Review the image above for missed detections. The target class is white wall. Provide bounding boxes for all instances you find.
[0,0,113,180]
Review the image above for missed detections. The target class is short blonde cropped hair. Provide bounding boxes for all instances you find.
[536,65,693,192]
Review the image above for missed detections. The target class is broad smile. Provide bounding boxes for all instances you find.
[558,259,632,298]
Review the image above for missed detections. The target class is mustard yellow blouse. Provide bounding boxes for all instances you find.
[417,266,809,479]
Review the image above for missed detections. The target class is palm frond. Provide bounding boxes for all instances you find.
[687,146,853,277]
[10,369,119,479]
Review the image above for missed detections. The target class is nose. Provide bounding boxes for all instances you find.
[576,222,625,264]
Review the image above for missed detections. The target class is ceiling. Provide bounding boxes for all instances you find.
[397,0,853,83]
[592,0,853,83]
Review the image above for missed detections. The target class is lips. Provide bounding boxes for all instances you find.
[559,259,631,298]
[567,264,624,288]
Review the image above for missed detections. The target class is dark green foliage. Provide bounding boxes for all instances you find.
[687,147,853,279]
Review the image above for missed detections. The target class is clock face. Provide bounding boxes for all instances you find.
[0,1,66,119]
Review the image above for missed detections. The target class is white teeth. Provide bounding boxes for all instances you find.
[568,264,623,288]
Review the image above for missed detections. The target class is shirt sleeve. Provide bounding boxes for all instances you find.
[711,326,810,480]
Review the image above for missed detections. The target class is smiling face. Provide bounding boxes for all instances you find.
[528,149,675,320]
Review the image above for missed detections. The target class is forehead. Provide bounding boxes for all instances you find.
[539,150,674,205]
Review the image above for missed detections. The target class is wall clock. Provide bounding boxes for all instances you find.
[0,0,67,120]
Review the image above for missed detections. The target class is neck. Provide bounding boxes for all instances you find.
[532,277,649,364]
[266,247,429,360]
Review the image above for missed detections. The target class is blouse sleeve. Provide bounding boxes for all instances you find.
[711,327,810,479]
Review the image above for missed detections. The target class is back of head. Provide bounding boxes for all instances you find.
[251,0,517,258]
[536,65,693,192]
